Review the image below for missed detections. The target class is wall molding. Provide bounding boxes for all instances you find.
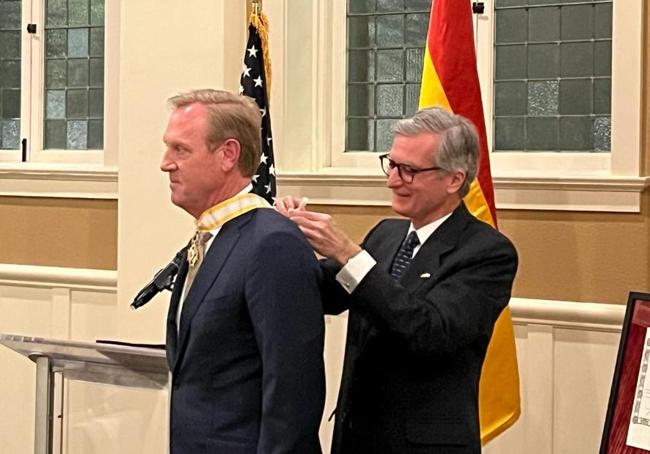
[0,164,118,199]
[278,172,649,212]
[0,264,117,292]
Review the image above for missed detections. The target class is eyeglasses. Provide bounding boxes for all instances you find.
[378,153,443,184]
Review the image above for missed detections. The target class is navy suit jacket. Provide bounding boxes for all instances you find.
[166,208,325,454]
[324,203,518,454]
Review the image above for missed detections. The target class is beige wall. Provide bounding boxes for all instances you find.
[2,1,649,308]
[0,197,117,269]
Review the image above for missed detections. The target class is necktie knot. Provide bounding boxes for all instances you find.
[390,231,420,280]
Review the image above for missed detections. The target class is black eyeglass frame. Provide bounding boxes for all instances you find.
[378,153,444,184]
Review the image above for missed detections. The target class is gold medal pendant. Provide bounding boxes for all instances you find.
[187,237,199,267]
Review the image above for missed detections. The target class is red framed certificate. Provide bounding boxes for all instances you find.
[601,292,650,453]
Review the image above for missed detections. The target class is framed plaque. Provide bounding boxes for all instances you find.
[601,292,650,453]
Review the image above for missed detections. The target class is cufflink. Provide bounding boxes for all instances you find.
[420,273,431,279]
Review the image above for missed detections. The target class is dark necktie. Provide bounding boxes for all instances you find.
[389,231,420,280]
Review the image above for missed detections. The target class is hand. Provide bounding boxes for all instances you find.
[288,210,361,265]
[274,196,309,216]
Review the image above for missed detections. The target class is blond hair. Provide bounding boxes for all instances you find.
[168,89,261,176]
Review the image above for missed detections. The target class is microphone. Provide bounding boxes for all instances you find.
[131,248,186,310]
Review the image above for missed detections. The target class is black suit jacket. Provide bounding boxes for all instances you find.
[166,209,325,454]
[324,203,518,454]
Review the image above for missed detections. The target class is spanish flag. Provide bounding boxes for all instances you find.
[419,0,520,444]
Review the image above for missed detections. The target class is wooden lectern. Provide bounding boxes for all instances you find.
[0,333,168,454]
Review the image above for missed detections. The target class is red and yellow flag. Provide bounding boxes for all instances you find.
[419,0,520,444]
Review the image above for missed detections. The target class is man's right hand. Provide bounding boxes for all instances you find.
[275,196,308,215]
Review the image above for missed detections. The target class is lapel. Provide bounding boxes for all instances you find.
[400,203,472,290]
[166,249,188,370]
[173,211,254,374]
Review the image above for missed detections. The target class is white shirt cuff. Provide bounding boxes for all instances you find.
[335,250,376,294]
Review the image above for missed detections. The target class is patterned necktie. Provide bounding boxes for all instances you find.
[177,231,212,331]
[185,230,213,293]
[389,231,420,280]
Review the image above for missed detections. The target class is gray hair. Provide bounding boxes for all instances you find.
[393,107,479,197]
[168,89,261,177]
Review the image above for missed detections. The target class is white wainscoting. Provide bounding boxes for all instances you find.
[0,265,627,453]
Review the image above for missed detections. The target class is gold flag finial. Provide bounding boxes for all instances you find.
[252,0,261,17]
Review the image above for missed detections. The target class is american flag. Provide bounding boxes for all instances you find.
[240,21,276,203]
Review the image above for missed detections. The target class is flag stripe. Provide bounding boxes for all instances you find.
[426,1,497,225]
[418,0,520,445]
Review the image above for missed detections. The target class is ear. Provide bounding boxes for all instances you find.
[446,170,467,195]
[218,138,242,172]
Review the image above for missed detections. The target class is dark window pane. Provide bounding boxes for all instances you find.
[560,116,593,151]
[44,120,66,148]
[528,44,559,78]
[348,85,374,117]
[90,0,105,25]
[89,57,104,86]
[0,60,20,88]
[495,81,527,116]
[67,89,88,118]
[0,31,20,59]
[405,0,430,11]
[376,84,403,116]
[347,119,374,151]
[405,84,420,116]
[495,45,526,80]
[46,29,67,58]
[405,48,423,82]
[495,117,525,151]
[376,119,397,151]
[496,9,527,44]
[47,0,68,26]
[376,14,403,47]
[594,3,612,39]
[348,16,375,48]
[377,0,403,13]
[90,27,104,57]
[561,5,593,40]
[405,13,428,47]
[87,119,103,149]
[560,42,593,77]
[46,60,67,88]
[376,49,403,81]
[68,0,89,26]
[529,7,559,42]
[559,79,592,115]
[2,89,20,118]
[348,50,375,82]
[68,59,89,87]
[594,40,611,77]
[594,78,611,115]
[526,117,558,150]
[0,1,21,29]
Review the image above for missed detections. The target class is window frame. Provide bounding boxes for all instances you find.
[0,0,118,199]
[265,0,647,212]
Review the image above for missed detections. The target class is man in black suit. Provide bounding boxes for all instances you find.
[161,89,325,453]
[276,107,518,453]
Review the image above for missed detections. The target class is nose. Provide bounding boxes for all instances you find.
[160,148,177,173]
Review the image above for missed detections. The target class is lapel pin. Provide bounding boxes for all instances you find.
[420,272,431,279]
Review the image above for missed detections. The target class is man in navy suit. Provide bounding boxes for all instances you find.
[161,89,325,454]
[277,108,518,453]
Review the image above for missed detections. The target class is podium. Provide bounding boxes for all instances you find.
[0,333,168,454]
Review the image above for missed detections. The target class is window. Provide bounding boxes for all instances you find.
[493,0,612,153]
[345,1,431,153]
[0,0,108,164]
[259,1,645,211]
